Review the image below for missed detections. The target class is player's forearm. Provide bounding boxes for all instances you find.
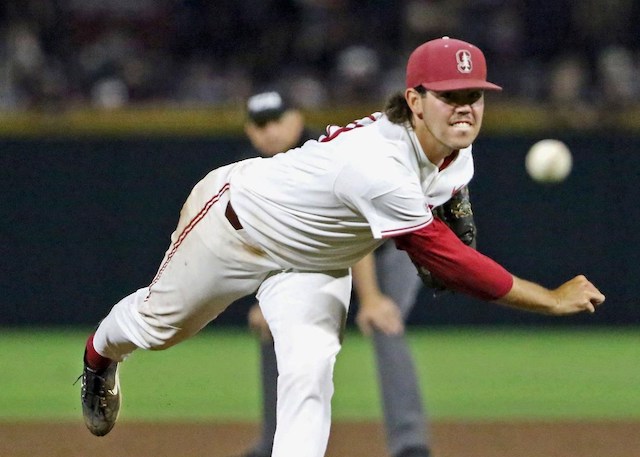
[394,218,512,301]
[495,276,559,314]
[498,274,604,315]
[352,253,383,305]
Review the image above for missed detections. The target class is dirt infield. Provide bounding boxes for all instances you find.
[1,421,639,457]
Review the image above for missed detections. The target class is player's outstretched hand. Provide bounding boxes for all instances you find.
[551,275,606,315]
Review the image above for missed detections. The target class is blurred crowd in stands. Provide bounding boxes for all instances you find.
[1,0,639,114]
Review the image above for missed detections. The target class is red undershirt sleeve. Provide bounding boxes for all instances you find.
[393,218,513,301]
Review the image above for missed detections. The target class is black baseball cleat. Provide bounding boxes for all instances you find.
[79,360,121,436]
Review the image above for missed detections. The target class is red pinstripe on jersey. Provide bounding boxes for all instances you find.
[380,216,433,238]
[319,113,380,142]
[148,183,230,291]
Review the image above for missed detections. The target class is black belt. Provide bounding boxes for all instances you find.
[225,202,243,230]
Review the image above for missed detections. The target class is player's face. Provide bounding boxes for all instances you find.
[245,111,305,157]
[414,89,485,154]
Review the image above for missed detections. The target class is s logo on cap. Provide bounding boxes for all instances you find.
[456,50,472,74]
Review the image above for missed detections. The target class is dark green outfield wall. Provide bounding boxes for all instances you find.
[2,134,638,326]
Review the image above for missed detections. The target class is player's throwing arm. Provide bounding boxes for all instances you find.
[394,218,604,316]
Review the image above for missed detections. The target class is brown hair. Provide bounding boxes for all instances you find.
[384,86,426,126]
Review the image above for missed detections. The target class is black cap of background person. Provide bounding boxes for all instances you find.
[246,91,290,127]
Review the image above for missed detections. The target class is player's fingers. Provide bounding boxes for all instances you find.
[387,322,404,336]
[377,323,391,335]
[580,277,605,304]
[390,311,405,334]
[369,315,389,334]
[591,291,605,306]
[356,317,372,337]
[389,315,404,333]
[582,284,605,308]
[379,317,403,336]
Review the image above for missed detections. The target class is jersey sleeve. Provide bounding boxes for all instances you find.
[393,217,513,300]
[333,159,432,239]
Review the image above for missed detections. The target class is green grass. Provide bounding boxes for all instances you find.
[1,327,638,422]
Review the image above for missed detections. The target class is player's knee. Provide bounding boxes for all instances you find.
[135,311,185,351]
[147,335,179,351]
[276,328,341,396]
[279,356,335,399]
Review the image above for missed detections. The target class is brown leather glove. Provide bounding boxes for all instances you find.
[417,185,477,291]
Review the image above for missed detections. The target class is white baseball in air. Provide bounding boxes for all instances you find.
[525,139,573,183]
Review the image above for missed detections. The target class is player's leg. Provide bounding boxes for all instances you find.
[257,269,351,457]
[249,340,278,457]
[373,241,431,457]
[81,165,279,436]
[90,168,277,359]
[234,303,278,457]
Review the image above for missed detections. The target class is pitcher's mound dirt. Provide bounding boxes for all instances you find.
[1,421,638,457]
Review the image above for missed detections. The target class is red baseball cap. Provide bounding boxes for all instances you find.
[406,36,502,91]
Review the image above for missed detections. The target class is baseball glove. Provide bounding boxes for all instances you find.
[416,185,477,292]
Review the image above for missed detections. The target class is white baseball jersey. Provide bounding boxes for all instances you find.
[229,113,474,271]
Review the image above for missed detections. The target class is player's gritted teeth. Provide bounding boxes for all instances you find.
[449,118,474,130]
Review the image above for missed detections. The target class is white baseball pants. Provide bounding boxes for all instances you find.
[92,162,351,457]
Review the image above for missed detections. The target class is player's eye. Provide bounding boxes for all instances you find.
[466,91,483,104]
[437,90,483,106]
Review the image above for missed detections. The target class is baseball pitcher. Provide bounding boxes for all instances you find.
[79,37,605,457]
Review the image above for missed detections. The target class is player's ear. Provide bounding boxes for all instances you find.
[405,88,424,120]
